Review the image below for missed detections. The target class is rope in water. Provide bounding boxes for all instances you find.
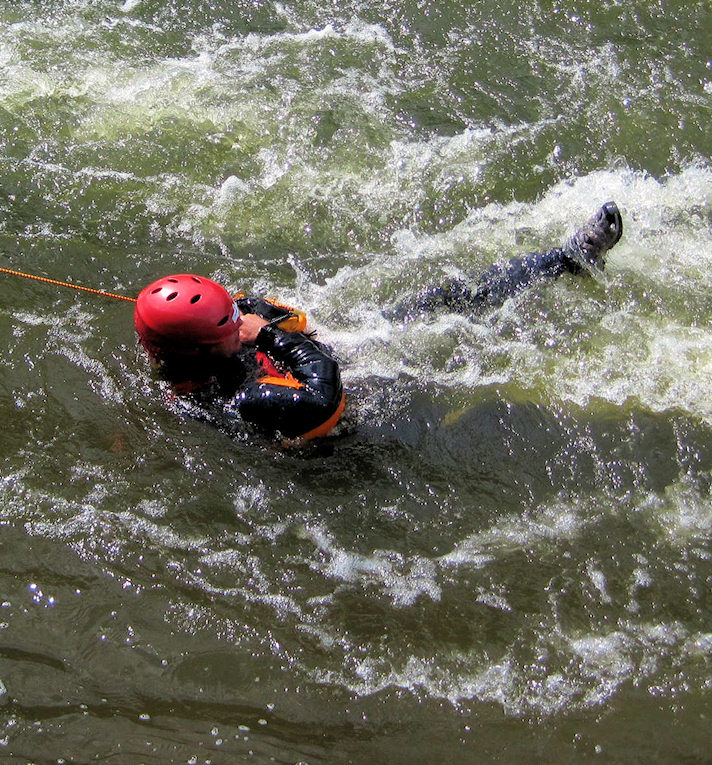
[0,266,136,303]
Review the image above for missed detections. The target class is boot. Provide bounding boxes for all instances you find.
[563,201,623,273]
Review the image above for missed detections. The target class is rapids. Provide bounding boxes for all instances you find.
[1,0,711,761]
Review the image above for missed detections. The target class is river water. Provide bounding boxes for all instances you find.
[1,0,712,762]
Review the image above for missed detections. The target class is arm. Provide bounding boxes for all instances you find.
[236,295,307,332]
[232,325,344,439]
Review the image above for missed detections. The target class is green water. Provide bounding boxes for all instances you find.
[1,0,712,762]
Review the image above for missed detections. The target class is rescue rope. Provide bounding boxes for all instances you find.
[0,266,136,303]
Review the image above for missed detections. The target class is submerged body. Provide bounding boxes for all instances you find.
[136,203,621,442]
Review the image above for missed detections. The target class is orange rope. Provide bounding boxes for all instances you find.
[0,266,136,303]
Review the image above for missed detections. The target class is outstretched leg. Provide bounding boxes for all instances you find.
[406,202,623,318]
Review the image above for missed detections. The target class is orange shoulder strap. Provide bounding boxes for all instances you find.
[255,373,304,390]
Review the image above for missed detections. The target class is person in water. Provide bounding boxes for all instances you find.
[134,201,622,441]
[134,276,345,441]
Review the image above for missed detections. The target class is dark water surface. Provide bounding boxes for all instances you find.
[1,0,712,761]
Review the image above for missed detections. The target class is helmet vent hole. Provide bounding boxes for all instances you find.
[167,278,178,283]
[217,315,229,326]
[151,288,161,294]
[190,294,201,304]
[166,292,179,301]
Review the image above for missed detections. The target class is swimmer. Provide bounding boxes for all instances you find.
[134,202,621,441]
[134,276,344,441]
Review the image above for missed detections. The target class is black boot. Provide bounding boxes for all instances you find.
[563,201,623,273]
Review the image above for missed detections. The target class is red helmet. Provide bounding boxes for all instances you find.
[134,274,241,356]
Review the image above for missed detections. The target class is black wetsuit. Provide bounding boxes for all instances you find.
[408,247,579,317]
[159,297,344,440]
